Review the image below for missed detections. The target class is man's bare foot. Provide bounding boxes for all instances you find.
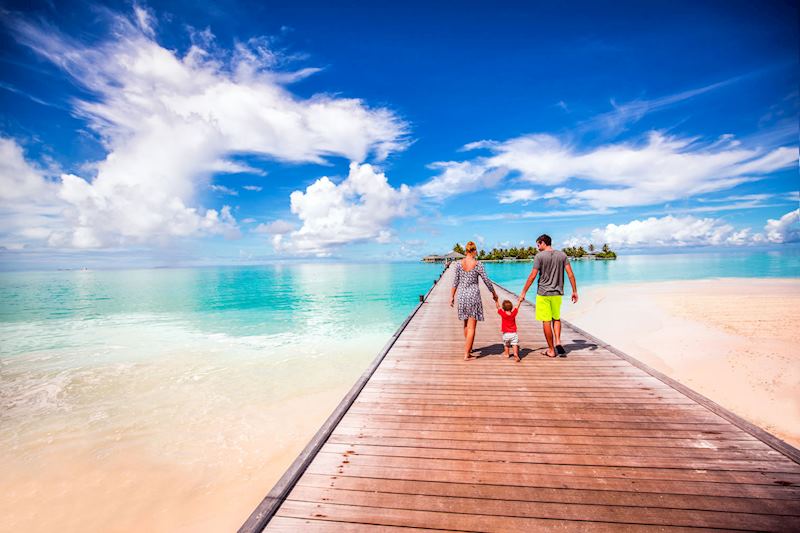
[544,348,556,358]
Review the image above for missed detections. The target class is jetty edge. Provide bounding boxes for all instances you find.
[241,265,800,532]
[238,265,449,533]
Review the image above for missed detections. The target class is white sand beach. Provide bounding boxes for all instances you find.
[562,278,800,448]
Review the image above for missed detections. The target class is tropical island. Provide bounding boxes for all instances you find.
[422,242,617,262]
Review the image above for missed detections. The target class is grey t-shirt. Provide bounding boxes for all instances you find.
[533,250,570,296]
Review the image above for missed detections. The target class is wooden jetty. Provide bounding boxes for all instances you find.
[241,265,800,532]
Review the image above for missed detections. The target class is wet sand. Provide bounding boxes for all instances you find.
[0,385,352,532]
[0,328,385,533]
[562,278,800,448]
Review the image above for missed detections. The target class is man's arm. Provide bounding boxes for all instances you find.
[565,262,578,303]
[519,268,538,301]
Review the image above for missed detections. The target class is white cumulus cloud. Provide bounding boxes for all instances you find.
[253,219,296,234]
[763,209,800,243]
[567,215,751,248]
[275,162,414,255]
[0,138,63,250]
[7,7,408,249]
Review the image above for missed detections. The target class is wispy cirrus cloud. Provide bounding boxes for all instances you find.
[580,77,741,136]
[420,131,796,209]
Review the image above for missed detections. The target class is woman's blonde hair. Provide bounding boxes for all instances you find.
[465,241,477,254]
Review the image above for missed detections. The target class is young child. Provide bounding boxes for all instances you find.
[496,299,521,362]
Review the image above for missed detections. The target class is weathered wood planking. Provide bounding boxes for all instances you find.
[242,264,800,532]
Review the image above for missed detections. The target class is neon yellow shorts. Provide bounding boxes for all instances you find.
[535,295,562,321]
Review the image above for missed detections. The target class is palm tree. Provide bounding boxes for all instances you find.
[588,243,595,253]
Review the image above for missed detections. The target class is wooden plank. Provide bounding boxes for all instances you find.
[326,432,787,462]
[316,447,800,484]
[297,472,800,516]
[336,412,747,432]
[274,500,717,532]
[264,516,444,532]
[322,440,800,473]
[336,416,757,439]
[331,425,770,450]
[305,458,800,500]
[286,485,795,531]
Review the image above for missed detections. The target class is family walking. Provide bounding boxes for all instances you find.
[450,234,578,361]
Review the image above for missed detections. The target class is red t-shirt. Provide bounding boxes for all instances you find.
[498,308,518,332]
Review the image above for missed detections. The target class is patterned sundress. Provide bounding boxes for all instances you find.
[452,261,496,321]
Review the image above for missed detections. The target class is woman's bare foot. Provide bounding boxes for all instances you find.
[513,355,521,362]
[463,354,475,361]
[544,348,557,358]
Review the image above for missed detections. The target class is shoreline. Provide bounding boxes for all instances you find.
[560,277,800,449]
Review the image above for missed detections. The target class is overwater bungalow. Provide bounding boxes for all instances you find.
[421,251,465,263]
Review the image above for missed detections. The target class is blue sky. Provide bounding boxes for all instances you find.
[0,0,798,268]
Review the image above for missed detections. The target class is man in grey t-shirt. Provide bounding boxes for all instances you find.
[519,234,578,358]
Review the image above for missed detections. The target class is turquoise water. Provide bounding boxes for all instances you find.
[484,249,800,294]
[0,262,444,354]
[0,262,446,450]
[1,250,798,360]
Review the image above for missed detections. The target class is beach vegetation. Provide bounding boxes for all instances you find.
[562,243,617,259]
[476,246,538,261]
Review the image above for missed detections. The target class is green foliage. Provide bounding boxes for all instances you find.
[563,243,617,259]
[595,250,617,259]
[453,242,465,254]
[478,246,537,260]
[561,246,586,257]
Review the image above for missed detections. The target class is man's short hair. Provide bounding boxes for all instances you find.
[536,234,552,246]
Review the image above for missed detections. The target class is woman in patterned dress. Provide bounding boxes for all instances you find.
[449,241,498,360]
